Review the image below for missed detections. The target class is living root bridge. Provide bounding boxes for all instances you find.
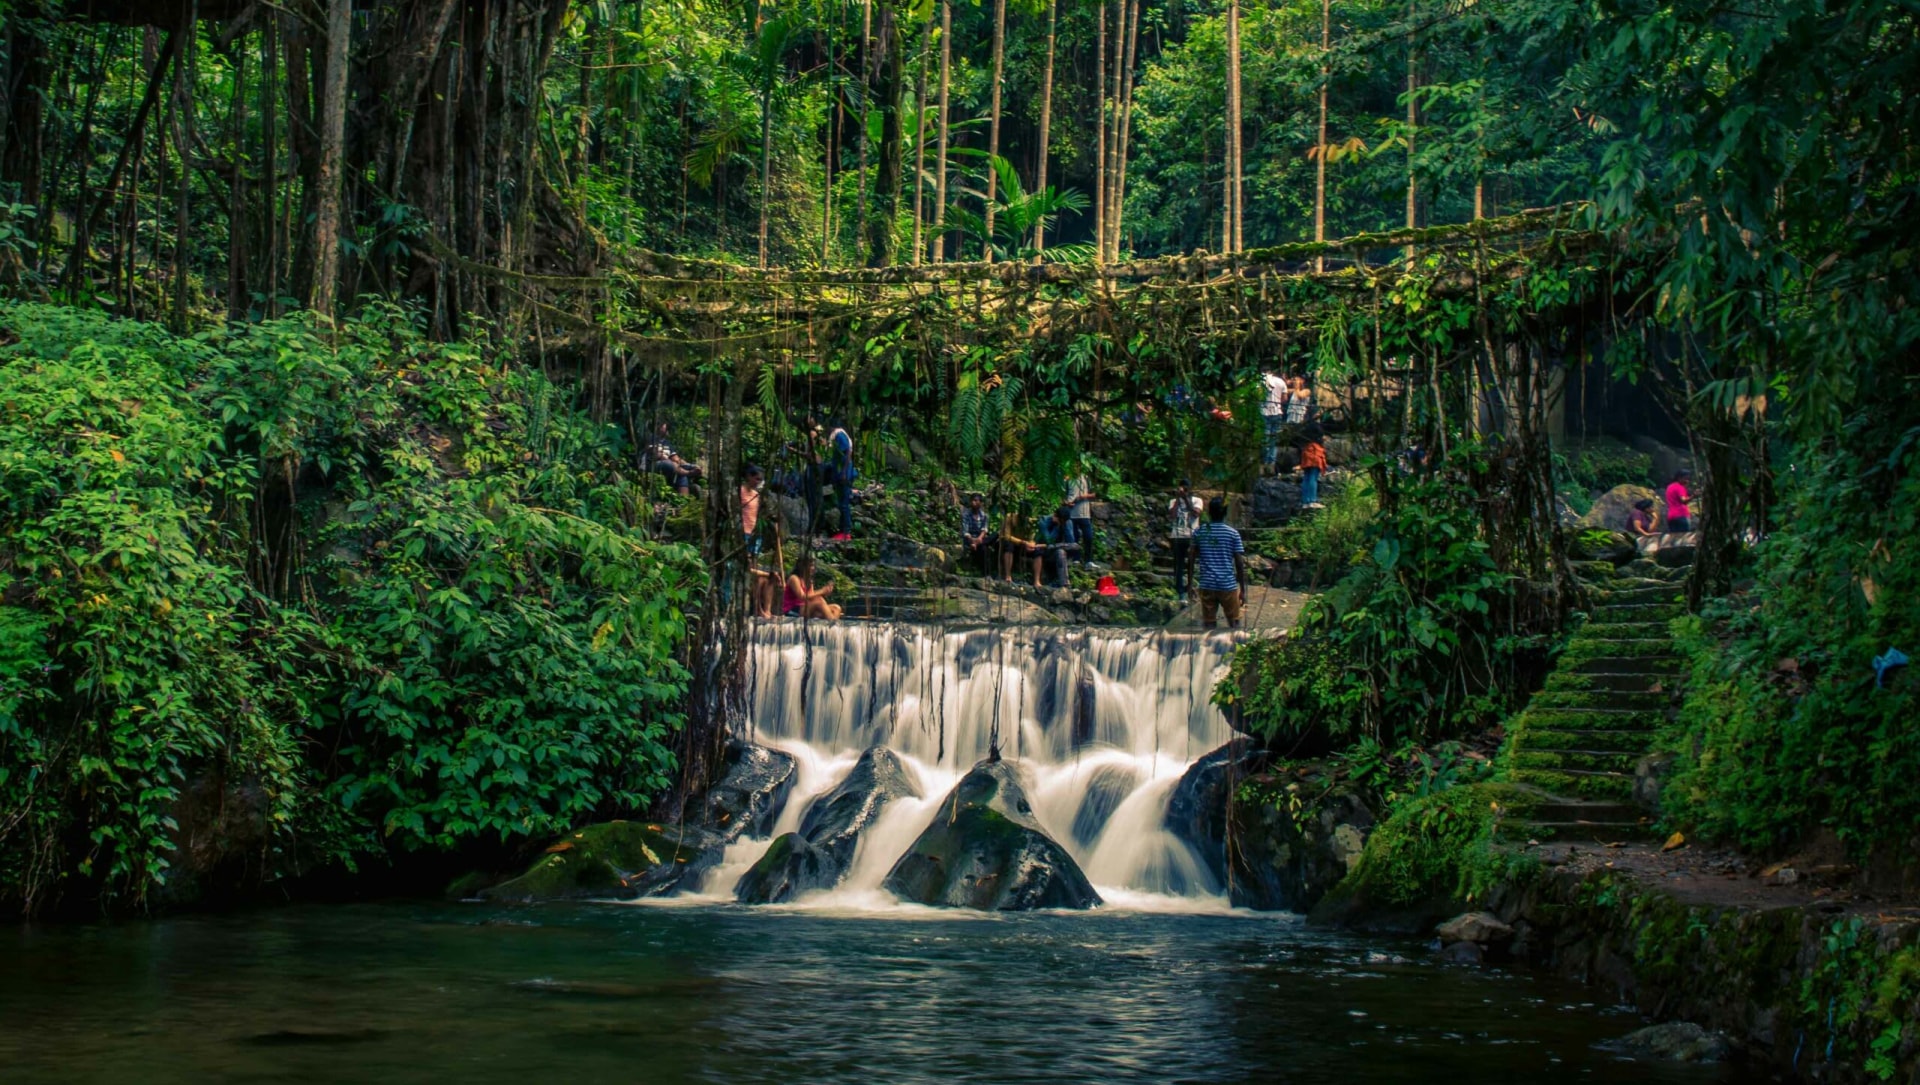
[440,202,1619,384]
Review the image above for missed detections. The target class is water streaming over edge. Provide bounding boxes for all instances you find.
[697,621,1245,911]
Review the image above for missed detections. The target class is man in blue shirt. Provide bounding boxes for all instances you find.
[1193,496,1247,629]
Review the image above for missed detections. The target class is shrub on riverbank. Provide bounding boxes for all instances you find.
[0,303,699,914]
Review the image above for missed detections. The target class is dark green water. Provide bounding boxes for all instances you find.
[1,901,1730,1084]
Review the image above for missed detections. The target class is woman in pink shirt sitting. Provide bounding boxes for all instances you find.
[1664,468,1695,532]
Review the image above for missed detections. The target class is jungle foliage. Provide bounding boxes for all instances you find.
[1220,452,1524,750]
[0,303,698,914]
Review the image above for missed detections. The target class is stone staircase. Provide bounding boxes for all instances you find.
[1502,558,1690,843]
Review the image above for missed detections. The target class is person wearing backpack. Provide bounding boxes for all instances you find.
[1167,478,1205,604]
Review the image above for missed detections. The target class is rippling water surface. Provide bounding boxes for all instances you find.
[0,901,1731,1084]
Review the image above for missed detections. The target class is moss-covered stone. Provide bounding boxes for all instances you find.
[480,821,726,902]
[882,759,1099,910]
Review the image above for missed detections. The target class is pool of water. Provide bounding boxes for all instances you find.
[0,900,1730,1084]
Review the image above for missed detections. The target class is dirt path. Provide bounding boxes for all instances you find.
[1531,839,1920,921]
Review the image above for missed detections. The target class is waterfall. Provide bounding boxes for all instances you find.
[710,621,1242,909]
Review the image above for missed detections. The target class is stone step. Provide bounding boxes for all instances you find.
[1570,636,1679,656]
[1511,727,1658,753]
[1545,670,1678,694]
[1593,602,1685,623]
[1519,707,1664,731]
[1528,689,1670,711]
[1596,588,1685,608]
[1510,767,1636,801]
[1512,749,1644,774]
[1516,794,1648,822]
[1510,819,1663,843]
[1621,559,1690,582]
[1576,620,1673,641]
[1571,655,1683,676]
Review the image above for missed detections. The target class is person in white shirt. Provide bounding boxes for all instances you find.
[1167,478,1205,603]
[1261,372,1288,472]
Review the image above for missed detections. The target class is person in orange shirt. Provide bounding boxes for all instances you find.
[1298,428,1329,509]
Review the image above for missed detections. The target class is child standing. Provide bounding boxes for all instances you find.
[1298,429,1328,510]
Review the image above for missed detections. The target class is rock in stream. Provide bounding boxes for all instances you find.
[883,759,1101,910]
[736,746,922,903]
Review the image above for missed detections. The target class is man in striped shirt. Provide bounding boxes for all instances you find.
[1193,496,1248,629]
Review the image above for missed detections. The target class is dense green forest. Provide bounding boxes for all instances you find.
[0,0,1916,923]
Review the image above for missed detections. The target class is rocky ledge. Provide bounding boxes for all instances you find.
[736,746,922,903]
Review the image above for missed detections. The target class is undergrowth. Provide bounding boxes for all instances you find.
[0,302,700,914]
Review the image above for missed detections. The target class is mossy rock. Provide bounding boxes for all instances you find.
[480,821,726,902]
[1510,749,1642,774]
[882,759,1100,910]
[1527,689,1668,711]
[1573,620,1673,641]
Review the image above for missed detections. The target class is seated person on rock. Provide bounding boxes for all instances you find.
[960,493,997,575]
[1627,498,1659,538]
[783,556,842,620]
[648,422,703,494]
[999,506,1041,586]
[1037,505,1081,589]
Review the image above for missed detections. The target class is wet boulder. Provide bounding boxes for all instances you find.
[701,740,798,843]
[733,833,838,903]
[883,760,1101,910]
[479,821,726,902]
[736,746,922,904]
[1071,764,1142,849]
[1163,739,1267,885]
[1226,768,1377,912]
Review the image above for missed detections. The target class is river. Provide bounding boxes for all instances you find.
[1,900,1729,1083]
[0,622,1733,1081]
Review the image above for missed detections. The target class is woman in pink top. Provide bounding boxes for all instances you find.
[1664,468,1694,532]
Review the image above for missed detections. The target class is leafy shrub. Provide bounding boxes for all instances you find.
[1260,476,1377,583]
[1661,422,1920,857]
[1323,782,1538,908]
[1219,454,1514,749]
[0,303,700,912]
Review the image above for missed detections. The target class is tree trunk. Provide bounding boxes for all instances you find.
[1225,0,1242,254]
[1110,0,1140,260]
[855,0,872,249]
[931,0,951,262]
[1093,0,1107,261]
[1403,0,1417,266]
[866,6,903,266]
[759,78,774,268]
[911,6,932,261]
[1032,0,1056,257]
[309,0,352,318]
[983,0,1007,261]
[1314,0,1330,271]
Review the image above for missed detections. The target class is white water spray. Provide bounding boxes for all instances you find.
[709,622,1242,910]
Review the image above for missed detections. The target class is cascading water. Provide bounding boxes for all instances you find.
[707,621,1242,909]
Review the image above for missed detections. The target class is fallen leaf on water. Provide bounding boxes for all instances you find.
[1662,831,1687,852]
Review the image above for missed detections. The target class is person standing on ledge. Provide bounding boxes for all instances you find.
[1167,478,1204,605]
[1664,468,1695,533]
[1298,427,1329,510]
[1262,371,1289,473]
[1193,497,1247,630]
[1064,464,1098,565]
[827,420,856,540]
